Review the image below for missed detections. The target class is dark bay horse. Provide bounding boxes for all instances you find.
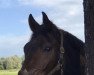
[18,12,85,75]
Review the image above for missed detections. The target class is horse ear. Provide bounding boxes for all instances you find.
[42,12,51,24]
[42,12,54,30]
[42,12,59,32]
[28,14,39,32]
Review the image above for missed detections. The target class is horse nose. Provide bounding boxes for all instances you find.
[18,69,28,75]
[18,70,22,75]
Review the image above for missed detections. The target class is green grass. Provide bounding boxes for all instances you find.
[0,69,19,75]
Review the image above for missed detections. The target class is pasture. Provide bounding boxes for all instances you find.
[0,69,18,75]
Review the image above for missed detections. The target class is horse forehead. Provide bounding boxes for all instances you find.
[32,33,53,42]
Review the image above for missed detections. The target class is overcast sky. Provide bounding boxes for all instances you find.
[0,0,84,57]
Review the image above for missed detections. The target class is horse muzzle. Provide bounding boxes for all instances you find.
[18,69,46,75]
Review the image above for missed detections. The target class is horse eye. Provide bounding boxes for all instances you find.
[44,47,51,52]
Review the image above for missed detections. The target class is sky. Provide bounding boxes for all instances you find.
[0,0,84,57]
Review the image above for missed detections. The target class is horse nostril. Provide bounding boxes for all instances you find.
[18,70,21,75]
[18,69,28,75]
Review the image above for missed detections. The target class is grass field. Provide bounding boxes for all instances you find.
[0,69,19,75]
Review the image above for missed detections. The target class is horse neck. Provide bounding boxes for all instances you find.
[63,31,81,75]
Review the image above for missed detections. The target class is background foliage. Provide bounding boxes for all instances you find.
[0,55,23,70]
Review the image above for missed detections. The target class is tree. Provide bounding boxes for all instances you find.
[0,58,6,70]
[11,55,22,69]
[4,58,13,69]
[83,0,94,75]
[0,59,4,70]
[0,55,22,70]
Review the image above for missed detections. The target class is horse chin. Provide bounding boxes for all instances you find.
[18,68,46,75]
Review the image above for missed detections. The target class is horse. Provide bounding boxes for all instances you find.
[18,12,85,75]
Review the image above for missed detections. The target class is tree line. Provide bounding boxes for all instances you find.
[0,55,24,70]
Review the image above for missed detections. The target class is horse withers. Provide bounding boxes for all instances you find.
[18,12,85,75]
